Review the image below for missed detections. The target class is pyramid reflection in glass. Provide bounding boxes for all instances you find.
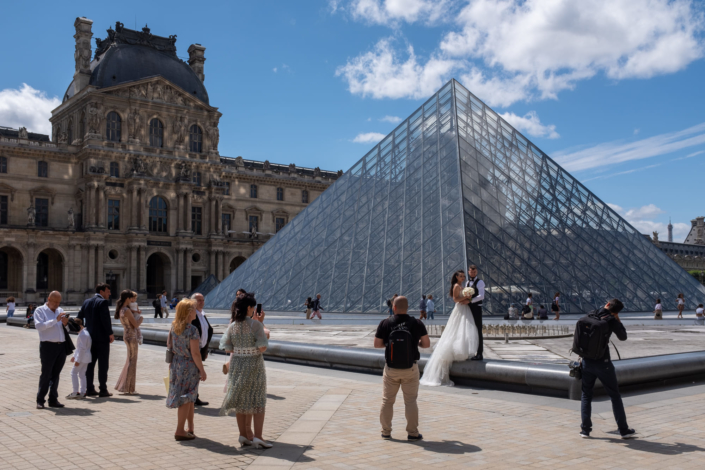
[206,80,705,315]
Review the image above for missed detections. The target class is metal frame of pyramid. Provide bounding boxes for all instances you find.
[206,79,705,315]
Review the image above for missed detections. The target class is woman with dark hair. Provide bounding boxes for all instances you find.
[676,293,685,318]
[114,290,142,394]
[220,293,271,448]
[304,297,312,320]
[420,270,479,386]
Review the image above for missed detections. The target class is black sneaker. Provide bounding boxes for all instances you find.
[48,402,65,408]
[407,434,423,441]
[381,434,391,440]
[579,430,590,438]
[620,429,636,439]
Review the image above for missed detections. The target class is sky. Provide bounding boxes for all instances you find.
[1,0,704,242]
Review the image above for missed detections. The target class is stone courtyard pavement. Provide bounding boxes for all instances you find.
[2,324,705,469]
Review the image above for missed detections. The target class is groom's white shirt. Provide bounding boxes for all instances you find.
[466,277,485,304]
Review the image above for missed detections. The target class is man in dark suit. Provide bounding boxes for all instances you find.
[191,293,213,406]
[465,265,485,361]
[78,283,114,397]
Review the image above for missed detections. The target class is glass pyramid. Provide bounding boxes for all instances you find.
[206,80,705,315]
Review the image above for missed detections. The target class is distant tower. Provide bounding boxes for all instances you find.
[668,218,673,242]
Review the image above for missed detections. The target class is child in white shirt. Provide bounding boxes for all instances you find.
[654,299,663,320]
[67,318,92,399]
[696,304,704,318]
[128,302,144,345]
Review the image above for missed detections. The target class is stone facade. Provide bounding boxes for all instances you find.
[0,19,339,304]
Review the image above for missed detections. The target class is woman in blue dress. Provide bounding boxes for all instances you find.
[166,299,207,441]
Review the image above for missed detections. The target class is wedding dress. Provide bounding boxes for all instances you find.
[419,300,479,387]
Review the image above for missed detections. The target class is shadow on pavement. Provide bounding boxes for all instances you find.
[598,438,705,455]
[267,394,286,400]
[45,407,96,417]
[181,437,314,462]
[417,439,482,454]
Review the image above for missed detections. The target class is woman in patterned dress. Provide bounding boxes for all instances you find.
[220,292,271,449]
[166,299,207,441]
[114,290,142,394]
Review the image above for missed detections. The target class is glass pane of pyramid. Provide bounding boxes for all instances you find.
[206,79,705,315]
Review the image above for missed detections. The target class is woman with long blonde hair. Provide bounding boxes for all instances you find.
[166,299,207,441]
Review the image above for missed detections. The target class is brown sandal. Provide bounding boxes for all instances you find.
[175,433,196,441]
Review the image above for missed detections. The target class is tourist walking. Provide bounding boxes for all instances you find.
[161,290,170,318]
[78,283,114,398]
[576,299,636,439]
[304,297,312,320]
[167,299,207,441]
[421,271,479,386]
[375,296,429,440]
[466,265,485,360]
[114,290,142,395]
[191,293,213,406]
[5,296,15,317]
[418,295,427,320]
[552,292,561,320]
[66,318,91,399]
[153,293,163,318]
[525,293,534,318]
[426,295,435,320]
[310,294,323,320]
[654,298,663,320]
[677,293,685,318]
[34,291,70,409]
[220,293,272,449]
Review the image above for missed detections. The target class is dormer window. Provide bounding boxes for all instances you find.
[106,112,121,142]
[189,125,202,153]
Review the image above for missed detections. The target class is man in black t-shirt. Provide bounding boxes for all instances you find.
[374,296,430,441]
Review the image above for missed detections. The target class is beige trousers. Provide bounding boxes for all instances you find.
[380,363,419,436]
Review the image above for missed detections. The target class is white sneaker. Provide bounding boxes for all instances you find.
[66,392,81,400]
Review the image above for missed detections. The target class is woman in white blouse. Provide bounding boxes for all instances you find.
[676,293,685,318]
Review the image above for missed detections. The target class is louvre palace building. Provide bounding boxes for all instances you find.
[0,18,339,304]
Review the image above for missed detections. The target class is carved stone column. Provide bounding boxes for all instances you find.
[84,183,93,227]
[139,188,147,230]
[185,248,193,292]
[176,192,184,233]
[209,197,216,234]
[87,245,95,289]
[138,246,146,293]
[67,243,75,292]
[97,185,105,228]
[215,197,222,234]
[217,250,224,281]
[97,245,104,286]
[185,194,192,233]
[209,249,216,277]
[25,241,36,294]
[129,246,137,289]
[176,247,184,292]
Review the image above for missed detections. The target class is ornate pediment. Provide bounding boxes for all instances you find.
[101,77,210,111]
[30,186,57,205]
[0,182,17,201]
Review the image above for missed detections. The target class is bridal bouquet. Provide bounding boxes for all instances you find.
[462,287,475,298]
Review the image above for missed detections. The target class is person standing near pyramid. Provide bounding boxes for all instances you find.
[465,265,485,361]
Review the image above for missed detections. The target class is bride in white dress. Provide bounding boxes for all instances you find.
[419,270,479,386]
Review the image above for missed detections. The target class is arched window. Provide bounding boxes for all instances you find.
[250,184,257,198]
[106,112,121,142]
[79,112,85,139]
[148,196,168,233]
[149,118,164,148]
[189,125,202,153]
[276,187,284,201]
[67,120,73,144]
[302,190,309,203]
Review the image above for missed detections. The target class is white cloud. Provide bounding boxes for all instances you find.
[0,84,59,136]
[380,115,402,123]
[352,132,387,143]
[273,67,278,73]
[335,37,457,99]
[553,122,705,172]
[499,111,559,139]
[349,0,455,25]
[608,203,689,240]
[634,128,640,135]
[336,0,704,106]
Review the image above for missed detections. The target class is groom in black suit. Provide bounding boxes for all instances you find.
[78,283,114,397]
[466,265,485,360]
[191,293,213,406]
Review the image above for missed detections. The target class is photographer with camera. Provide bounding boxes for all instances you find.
[573,298,635,439]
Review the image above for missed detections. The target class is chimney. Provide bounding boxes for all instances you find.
[188,44,206,82]
[73,17,94,95]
